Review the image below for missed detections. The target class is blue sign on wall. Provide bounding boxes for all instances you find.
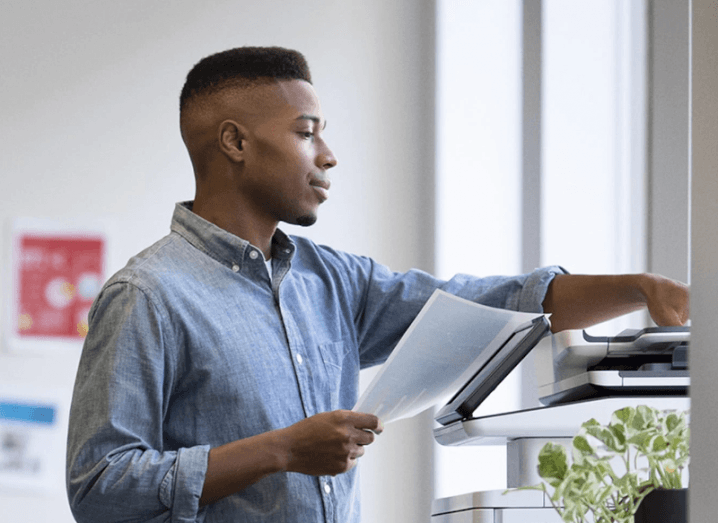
[0,402,56,425]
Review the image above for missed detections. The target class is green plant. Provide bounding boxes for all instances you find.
[517,405,689,523]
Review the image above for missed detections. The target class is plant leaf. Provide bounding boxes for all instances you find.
[538,442,569,482]
[573,435,594,455]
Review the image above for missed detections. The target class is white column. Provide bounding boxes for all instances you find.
[647,0,691,283]
[688,0,718,520]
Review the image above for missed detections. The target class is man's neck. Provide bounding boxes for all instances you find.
[192,196,276,260]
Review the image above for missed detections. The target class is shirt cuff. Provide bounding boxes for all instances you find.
[517,265,568,313]
[159,445,210,522]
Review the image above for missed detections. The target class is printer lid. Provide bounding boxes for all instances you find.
[434,315,551,426]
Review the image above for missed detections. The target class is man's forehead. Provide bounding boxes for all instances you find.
[183,79,323,134]
[269,79,323,121]
[221,79,318,116]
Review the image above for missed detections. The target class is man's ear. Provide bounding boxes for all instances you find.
[218,120,247,162]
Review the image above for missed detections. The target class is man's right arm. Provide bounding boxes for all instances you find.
[199,410,382,506]
[67,282,208,522]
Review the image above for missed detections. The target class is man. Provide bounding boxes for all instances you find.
[66,47,688,522]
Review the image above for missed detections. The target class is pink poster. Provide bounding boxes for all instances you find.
[15,235,104,340]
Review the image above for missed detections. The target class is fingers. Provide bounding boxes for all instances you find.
[351,444,366,460]
[644,275,690,326]
[281,410,384,477]
[332,411,380,448]
[355,428,375,446]
[347,411,384,435]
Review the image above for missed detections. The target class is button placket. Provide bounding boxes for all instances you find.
[320,477,335,522]
[278,301,316,417]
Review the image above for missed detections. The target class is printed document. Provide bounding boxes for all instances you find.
[354,290,547,423]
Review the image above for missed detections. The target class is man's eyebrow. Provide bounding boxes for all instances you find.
[295,114,327,130]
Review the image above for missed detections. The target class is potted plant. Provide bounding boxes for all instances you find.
[518,405,689,523]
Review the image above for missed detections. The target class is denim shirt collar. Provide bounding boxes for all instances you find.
[170,201,295,272]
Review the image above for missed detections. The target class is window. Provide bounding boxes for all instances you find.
[434,0,648,498]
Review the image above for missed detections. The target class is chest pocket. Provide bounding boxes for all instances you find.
[316,339,358,411]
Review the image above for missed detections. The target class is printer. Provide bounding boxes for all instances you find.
[431,325,690,522]
[535,327,689,406]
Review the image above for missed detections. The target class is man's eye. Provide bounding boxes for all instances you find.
[299,132,314,139]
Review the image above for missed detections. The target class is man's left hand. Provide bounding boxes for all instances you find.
[640,274,690,326]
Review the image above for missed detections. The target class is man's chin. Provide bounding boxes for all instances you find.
[294,214,317,227]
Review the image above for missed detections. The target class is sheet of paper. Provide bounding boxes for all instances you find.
[354,290,546,424]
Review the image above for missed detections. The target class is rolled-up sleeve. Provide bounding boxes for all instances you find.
[66,280,209,523]
[349,258,567,366]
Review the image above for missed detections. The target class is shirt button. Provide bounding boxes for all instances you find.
[231,264,239,272]
[249,250,259,260]
[296,353,303,365]
[285,248,291,254]
[323,482,331,494]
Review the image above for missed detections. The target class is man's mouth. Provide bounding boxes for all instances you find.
[310,178,331,201]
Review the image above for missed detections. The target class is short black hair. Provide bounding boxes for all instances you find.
[179,46,312,111]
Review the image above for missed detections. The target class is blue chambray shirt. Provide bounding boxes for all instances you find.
[66,201,564,523]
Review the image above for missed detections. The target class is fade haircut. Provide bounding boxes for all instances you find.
[179,46,312,114]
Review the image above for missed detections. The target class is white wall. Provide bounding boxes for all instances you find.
[0,1,436,521]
